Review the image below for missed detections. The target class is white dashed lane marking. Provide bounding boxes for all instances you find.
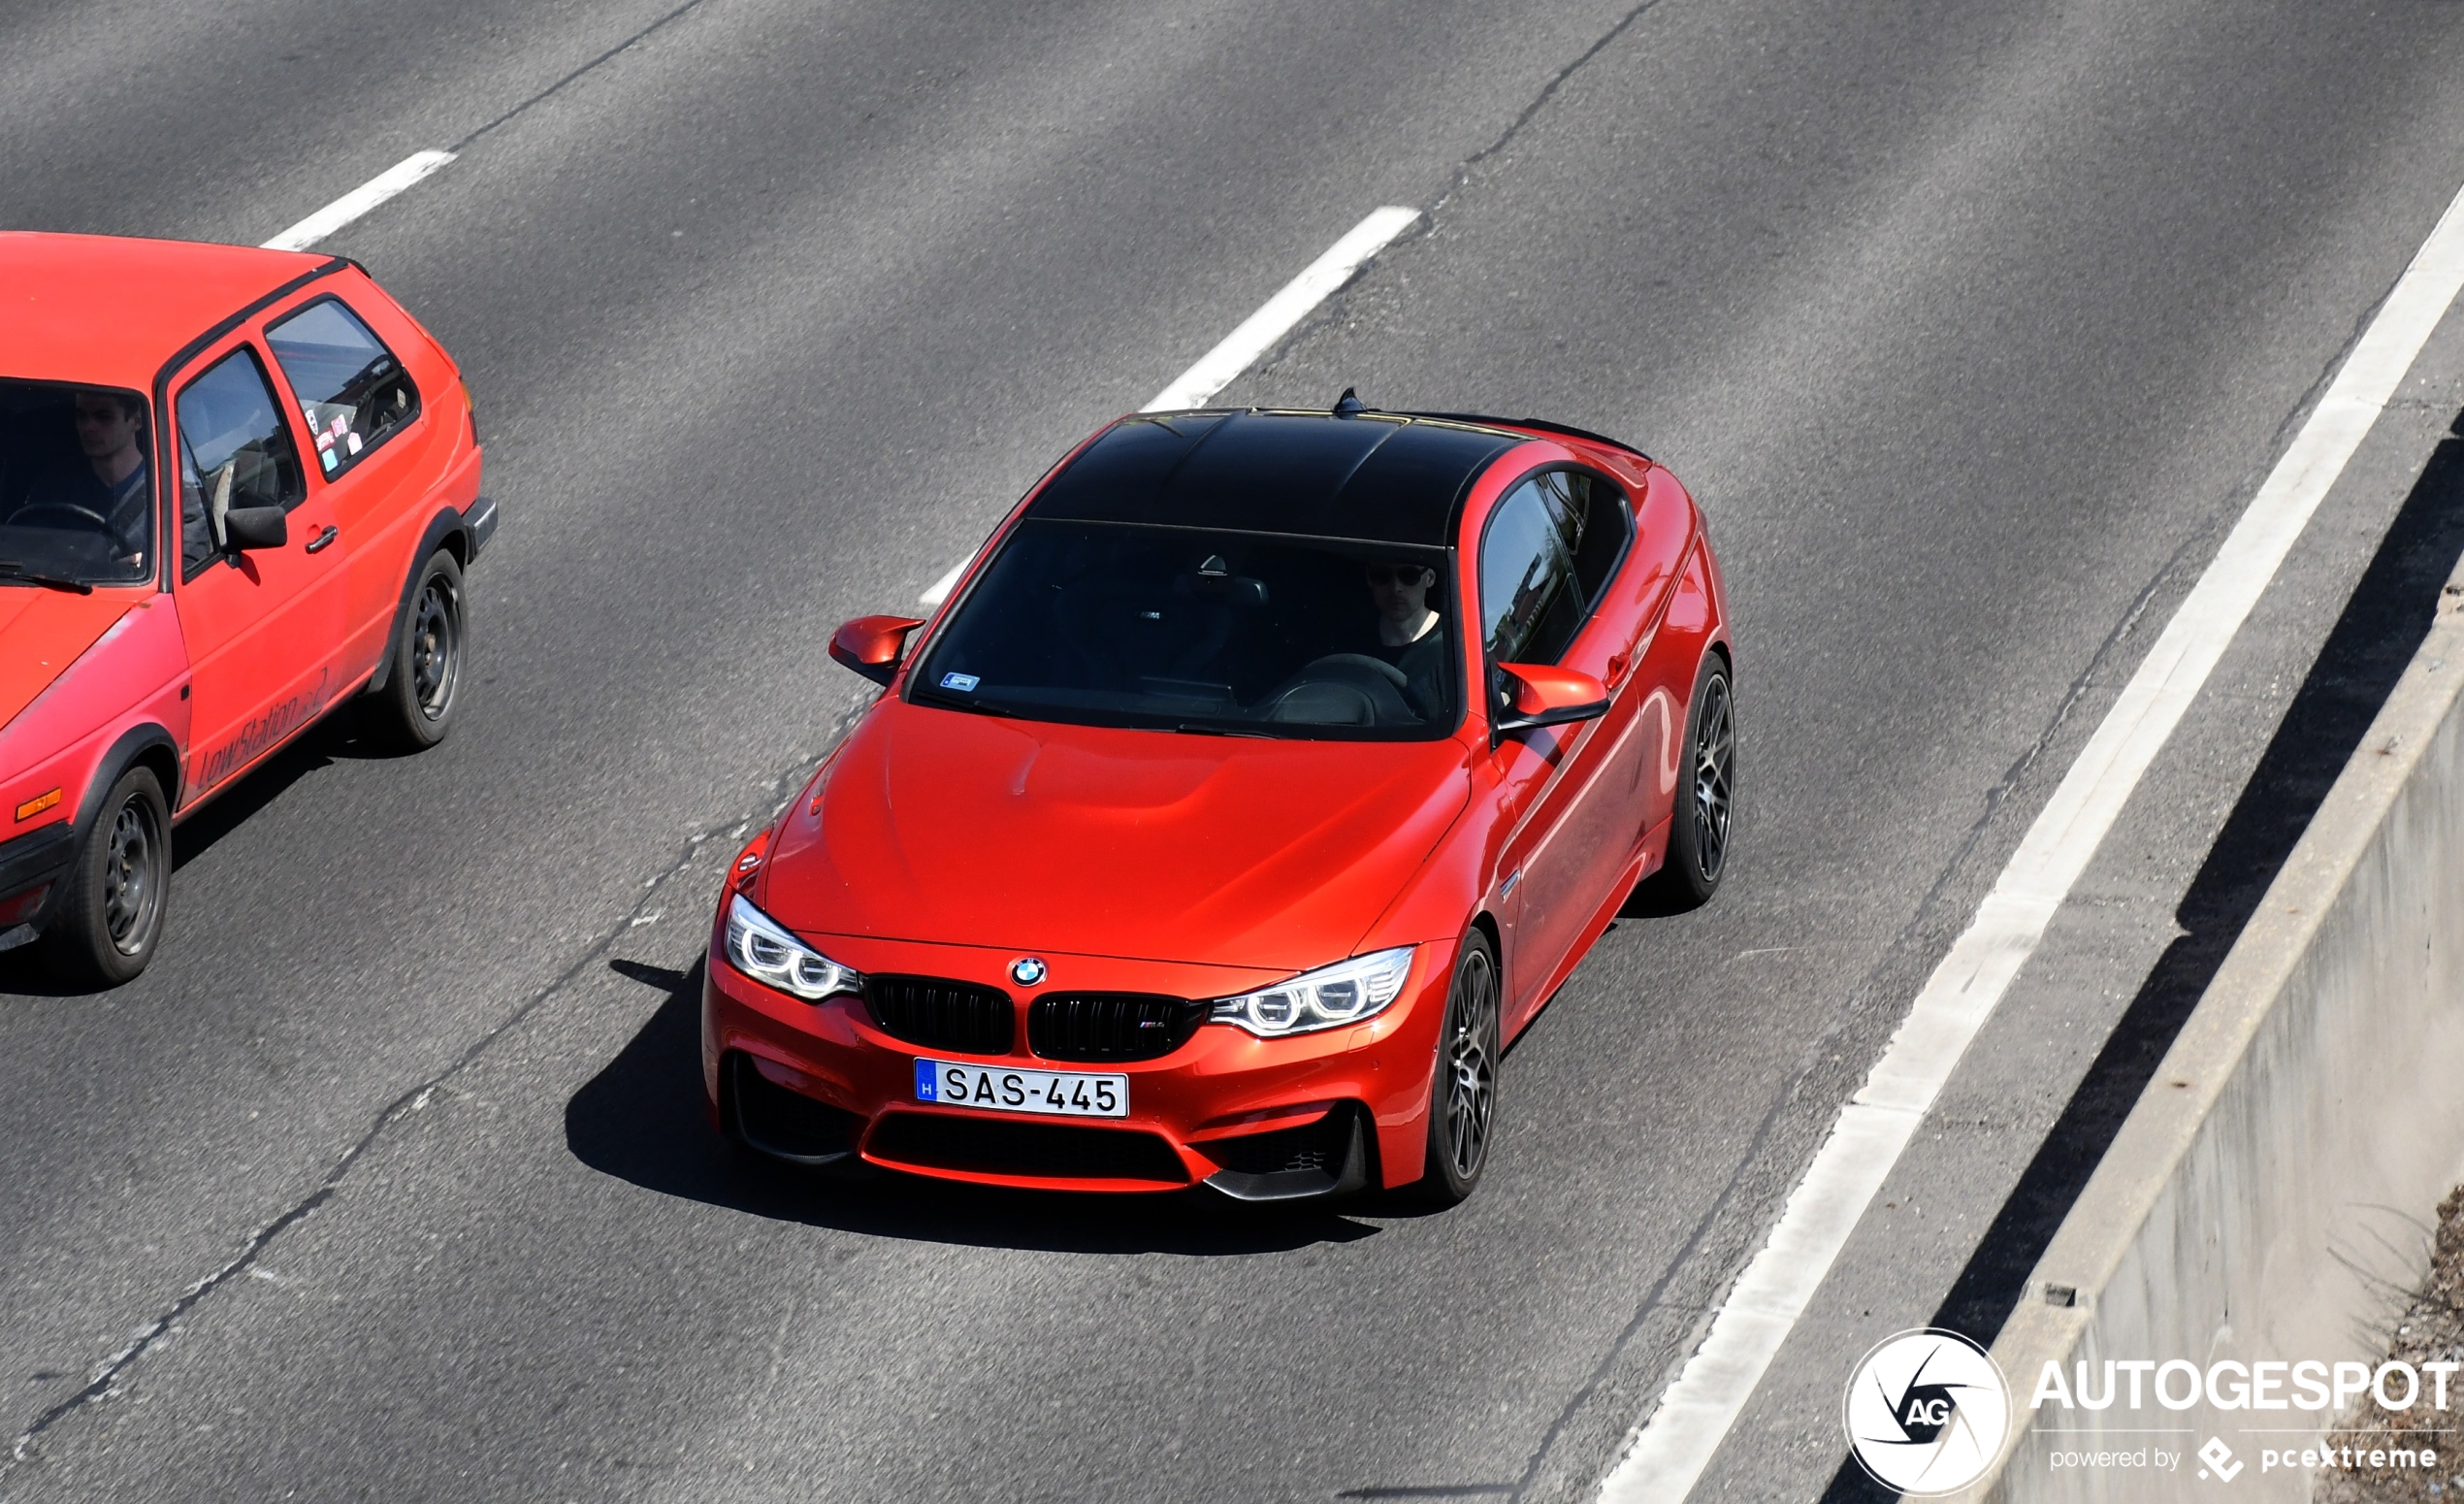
[919,559,970,607]
[1142,205,1421,413]
[260,150,456,252]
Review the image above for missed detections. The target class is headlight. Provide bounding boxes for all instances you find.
[722,893,863,1001]
[1209,946,1415,1037]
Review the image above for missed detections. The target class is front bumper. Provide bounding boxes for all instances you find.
[0,822,75,951]
[461,494,499,563]
[700,929,1456,1198]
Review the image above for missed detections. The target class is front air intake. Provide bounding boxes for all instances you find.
[868,1113,1190,1185]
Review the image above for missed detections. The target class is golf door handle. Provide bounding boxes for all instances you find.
[305,525,339,554]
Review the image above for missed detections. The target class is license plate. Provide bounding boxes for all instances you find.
[914,1059,1127,1118]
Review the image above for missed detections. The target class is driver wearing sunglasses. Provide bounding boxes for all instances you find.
[1364,560,1450,722]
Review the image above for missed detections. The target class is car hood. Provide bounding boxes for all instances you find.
[761,698,1474,971]
[0,588,140,736]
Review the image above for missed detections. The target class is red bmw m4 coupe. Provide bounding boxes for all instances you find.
[702,397,1733,1205]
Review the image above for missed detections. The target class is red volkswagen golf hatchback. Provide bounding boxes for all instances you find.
[0,234,493,985]
[704,399,1732,1205]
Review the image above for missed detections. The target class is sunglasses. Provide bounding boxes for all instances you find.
[1365,565,1430,586]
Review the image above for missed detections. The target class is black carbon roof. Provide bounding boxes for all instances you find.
[1024,409,1525,546]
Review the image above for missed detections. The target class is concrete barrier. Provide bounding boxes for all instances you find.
[1948,556,2464,1502]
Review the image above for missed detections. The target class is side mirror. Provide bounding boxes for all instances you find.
[829,614,926,686]
[223,506,287,551]
[1493,663,1610,734]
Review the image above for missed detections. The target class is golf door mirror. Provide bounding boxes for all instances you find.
[222,506,287,552]
[829,615,926,686]
[1493,663,1610,734]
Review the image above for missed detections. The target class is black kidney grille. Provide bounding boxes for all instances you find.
[1027,993,1209,1062]
[864,976,1014,1055]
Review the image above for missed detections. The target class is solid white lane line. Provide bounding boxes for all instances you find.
[1598,176,2464,1504]
[919,559,969,606]
[260,150,457,252]
[1141,206,1422,412]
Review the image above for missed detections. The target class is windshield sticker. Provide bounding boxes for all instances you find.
[940,672,981,692]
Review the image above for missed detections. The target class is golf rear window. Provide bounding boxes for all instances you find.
[267,298,420,480]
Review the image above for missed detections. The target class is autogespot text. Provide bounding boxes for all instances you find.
[2029,1357,2450,1482]
[2030,1356,2458,1414]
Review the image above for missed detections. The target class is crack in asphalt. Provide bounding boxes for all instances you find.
[448,0,722,154]
[0,699,869,1485]
[1422,0,1675,230]
[1250,0,1675,397]
[1,824,726,1478]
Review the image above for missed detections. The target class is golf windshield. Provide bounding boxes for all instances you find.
[0,378,156,586]
[912,520,1459,738]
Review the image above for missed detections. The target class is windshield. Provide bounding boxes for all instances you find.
[0,378,156,587]
[912,520,1459,739]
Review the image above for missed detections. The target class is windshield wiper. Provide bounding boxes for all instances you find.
[912,687,1016,718]
[0,563,94,594]
[1175,723,1269,738]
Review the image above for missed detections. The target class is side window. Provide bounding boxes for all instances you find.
[177,346,307,577]
[1479,474,1588,667]
[1555,471,1633,604]
[266,298,419,480]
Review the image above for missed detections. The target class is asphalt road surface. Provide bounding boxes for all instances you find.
[7,2,2464,1500]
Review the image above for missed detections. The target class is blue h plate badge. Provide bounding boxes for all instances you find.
[914,1059,937,1100]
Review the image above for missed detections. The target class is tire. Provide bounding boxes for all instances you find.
[373,549,466,750]
[1410,930,1501,1206]
[1650,652,1735,908]
[42,766,172,987]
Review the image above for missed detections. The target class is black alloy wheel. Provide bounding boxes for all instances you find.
[373,548,465,750]
[1652,654,1735,907]
[43,766,172,987]
[1413,930,1500,1205]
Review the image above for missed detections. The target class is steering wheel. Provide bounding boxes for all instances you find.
[1266,654,1415,726]
[8,502,112,532]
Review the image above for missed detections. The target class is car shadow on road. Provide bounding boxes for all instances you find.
[4,705,421,997]
[171,701,423,873]
[565,957,1387,1257]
